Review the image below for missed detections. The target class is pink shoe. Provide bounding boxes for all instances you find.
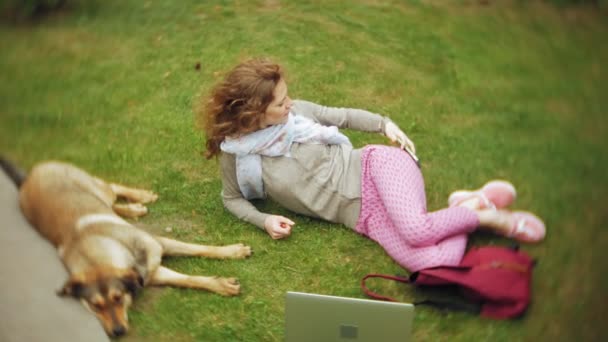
[448,180,516,210]
[506,211,546,243]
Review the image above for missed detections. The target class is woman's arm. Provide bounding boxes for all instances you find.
[219,153,293,238]
[292,99,391,132]
[292,99,415,152]
[220,152,269,229]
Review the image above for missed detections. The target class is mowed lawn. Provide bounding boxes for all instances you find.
[1,1,606,341]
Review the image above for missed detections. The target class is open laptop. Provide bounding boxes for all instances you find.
[285,292,414,342]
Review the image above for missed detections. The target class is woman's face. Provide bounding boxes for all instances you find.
[261,79,292,128]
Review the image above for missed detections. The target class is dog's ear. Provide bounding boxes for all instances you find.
[57,279,85,298]
[122,268,144,297]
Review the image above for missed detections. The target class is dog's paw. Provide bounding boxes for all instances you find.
[139,190,158,204]
[113,202,148,218]
[129,203,148,216]
[225,243,252,259]
[216,277,241,296]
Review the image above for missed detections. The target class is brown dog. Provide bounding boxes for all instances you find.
[1,159,251,338]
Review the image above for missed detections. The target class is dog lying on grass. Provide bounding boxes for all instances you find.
[0,159,252,338]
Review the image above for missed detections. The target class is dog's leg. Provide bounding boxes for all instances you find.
[109,183,158,204]
[112,203,148,218]
[155,237,252,259]
[89,177,118,206]
[130,233,163,285]
[149,266,240,296]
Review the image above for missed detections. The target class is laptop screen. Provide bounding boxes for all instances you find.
[285,292,414,342]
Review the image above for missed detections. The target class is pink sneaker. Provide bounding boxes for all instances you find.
[448,180,517,210]
[506,211,546,243]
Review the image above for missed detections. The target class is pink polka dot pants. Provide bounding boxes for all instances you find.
[355,145,479,272]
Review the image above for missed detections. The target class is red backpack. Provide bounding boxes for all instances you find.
[361,245,535,319]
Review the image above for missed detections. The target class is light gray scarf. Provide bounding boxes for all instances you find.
[220,113,351,199]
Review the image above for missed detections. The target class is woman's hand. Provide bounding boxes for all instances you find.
[384,121,415,154]
[264,215,295,239]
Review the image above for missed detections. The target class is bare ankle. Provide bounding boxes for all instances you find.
[459,197,481,210]
[476,209,512,235]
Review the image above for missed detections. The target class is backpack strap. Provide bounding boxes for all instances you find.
[361,273,481,314]
[361,273,410,302]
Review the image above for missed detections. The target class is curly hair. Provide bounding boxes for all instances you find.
[199,58,284,159]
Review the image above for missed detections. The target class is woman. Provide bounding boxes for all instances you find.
[201,58,545,272]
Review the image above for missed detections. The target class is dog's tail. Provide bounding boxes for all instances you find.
[0,157,27,188]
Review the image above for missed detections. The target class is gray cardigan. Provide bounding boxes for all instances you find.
[219,100,391,230]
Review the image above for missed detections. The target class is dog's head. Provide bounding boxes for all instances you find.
[58,267,144,338]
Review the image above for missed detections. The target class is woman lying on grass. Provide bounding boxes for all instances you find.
[200,58,546,272]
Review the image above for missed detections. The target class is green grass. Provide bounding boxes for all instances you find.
[1,1,607,341]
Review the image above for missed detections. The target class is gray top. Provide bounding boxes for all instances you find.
[219,100,391,230]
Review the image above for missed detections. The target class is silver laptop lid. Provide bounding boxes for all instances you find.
[285,292,414,342]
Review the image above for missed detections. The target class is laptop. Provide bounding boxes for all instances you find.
[285,292,414,342]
